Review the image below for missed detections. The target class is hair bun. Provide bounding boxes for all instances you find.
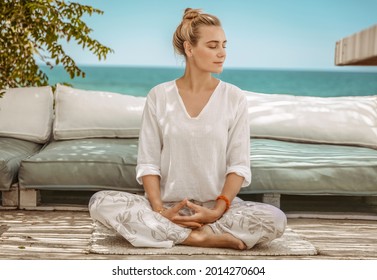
[183,8,202,20]
[173,8,221,57]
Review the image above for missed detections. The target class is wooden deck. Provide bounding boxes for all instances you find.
[0,194,376,260]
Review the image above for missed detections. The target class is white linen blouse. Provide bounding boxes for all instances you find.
[136,80,251,202]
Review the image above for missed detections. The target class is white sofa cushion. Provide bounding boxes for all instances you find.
[245,91,377,149]
[0,86,53,143]
[53,84,146,140]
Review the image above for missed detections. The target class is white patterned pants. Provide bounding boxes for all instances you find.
[89,190,287,249]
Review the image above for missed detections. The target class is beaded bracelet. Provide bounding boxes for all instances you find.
[216,195,231,212]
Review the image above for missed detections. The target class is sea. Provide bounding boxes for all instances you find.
[41,66,377,97]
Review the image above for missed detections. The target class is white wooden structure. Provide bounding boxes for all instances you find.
[335,24,377,66]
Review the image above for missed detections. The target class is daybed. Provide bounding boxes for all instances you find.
[1,84,377,209]
[0,86,53,207]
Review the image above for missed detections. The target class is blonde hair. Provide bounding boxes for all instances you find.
[173,8,221,57]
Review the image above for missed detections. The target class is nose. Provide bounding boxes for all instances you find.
[217,46,226,58]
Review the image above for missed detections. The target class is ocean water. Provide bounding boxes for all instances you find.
[41,66,377,97]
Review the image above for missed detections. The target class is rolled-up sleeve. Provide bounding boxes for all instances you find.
[226,95,251,187]
[136,92,162,185]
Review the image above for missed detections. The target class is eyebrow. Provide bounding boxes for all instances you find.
[206,40,227,44]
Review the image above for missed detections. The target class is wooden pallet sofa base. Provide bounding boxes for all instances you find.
[0,184,19,209]
[13,188,377,214]
[364,196,377,206]
[18,186,89,211]
[262,193,281,208]
[19,186,40,209]
[16,186,282,210]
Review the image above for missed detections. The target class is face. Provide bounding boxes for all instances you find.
[185,25,227,74]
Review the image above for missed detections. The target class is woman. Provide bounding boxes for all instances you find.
[89,8,286,250]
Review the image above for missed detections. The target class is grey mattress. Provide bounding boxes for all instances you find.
[0,137,42,190]
[18,138,377,195]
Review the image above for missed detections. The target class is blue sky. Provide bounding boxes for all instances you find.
[67,0,377,70]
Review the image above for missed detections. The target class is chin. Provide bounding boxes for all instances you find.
[210,66,224,74]
[212,68,223,74]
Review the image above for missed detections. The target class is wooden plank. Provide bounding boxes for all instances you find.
[286,211,377,220]
[19,187,40,208]
[0,225,8,236]
[1,184,19,207]
[19,204,89,211]
[0,243,88,253]
[262,193,281,208]
[335,24,377,65]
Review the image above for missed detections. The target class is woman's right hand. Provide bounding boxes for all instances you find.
[160,199,203,229]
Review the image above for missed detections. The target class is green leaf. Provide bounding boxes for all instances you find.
[0,0,113,89]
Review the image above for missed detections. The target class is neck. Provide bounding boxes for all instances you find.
[179,63,217,93]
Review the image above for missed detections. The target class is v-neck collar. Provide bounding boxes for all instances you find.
[174,80,222,120]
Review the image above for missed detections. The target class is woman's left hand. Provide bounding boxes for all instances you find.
[171,200,224,225]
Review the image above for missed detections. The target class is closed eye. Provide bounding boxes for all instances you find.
[206,40,227,49]
[207,44,227,49]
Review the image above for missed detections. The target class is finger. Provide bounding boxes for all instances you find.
[186,200,202,211]
[176,221,202,228]
[172,213,200,223]
[170,199,188,212]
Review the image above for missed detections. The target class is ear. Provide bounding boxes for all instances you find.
[183,41,193,58]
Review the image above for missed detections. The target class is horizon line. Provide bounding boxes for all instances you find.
[38,64,377,73]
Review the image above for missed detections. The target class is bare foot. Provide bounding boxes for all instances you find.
[182,225,246,250]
